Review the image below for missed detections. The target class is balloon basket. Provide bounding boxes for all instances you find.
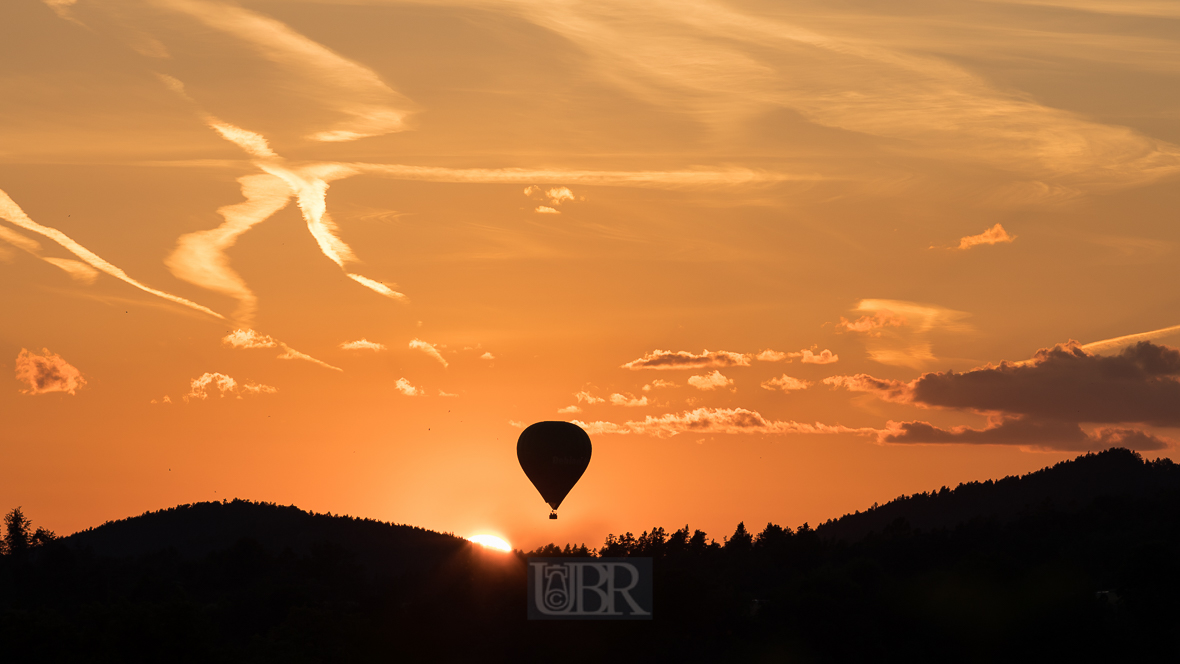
[549,512,558,520]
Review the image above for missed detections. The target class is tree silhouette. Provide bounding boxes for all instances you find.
[3,507,32,558]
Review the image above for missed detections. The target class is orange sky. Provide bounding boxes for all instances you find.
[3,0,1180,550]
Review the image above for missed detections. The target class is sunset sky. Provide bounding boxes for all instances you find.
[3,0,1180,550]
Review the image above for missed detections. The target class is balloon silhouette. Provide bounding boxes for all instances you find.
[517,421,592,519]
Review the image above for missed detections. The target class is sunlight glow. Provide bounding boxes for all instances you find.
[468,534,512,552]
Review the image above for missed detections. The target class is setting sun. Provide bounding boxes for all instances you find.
[468,534,513,552]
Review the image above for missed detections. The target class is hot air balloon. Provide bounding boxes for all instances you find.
[517,421,592,519]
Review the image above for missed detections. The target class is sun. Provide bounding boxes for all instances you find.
[468,534,512,552]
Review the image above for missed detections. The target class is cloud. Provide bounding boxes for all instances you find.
[957,223,1016,250]
[1081,323,1180,354]
[757,347,839,364]
[395,377,423,396]
[854,300,971,334]
[623,349,751,370]
[198,115,408,303]
[573,407,879,437]
[153,0,413,142]
[15,348,86,395]
[761,375,812,392]
[547,187,575,204]
[185,372,276,401]
[535,206,560,214]
[166,174,291,322]
[843,299,970,368]
[557,405,581,414]
[480,352,496,360]
[688,370,735,391]
[0,189,226,320]
[438,389,458,397]
[641,379,678,391]
[823,374,913,403]
[797,349,839,364]
[341,339,386,351]
[222,329,342,371]
[835,312,907,335]
[609,393,649,407]
[834,341,1180,451]
[355,163,810,188]
[574,391,606,404]
[911,341,1180,427]
[881,418,1169,452]
[486,0,1180,190]
[409,338,448,367]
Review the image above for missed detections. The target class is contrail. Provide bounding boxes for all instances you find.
[0,189,227,320]
[351,163,814,187]
[1083,324,1180,353]
[166,173,292,322]
[205,116,408,302]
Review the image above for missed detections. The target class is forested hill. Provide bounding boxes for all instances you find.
[817,448,1180,543]
[65,500,465,576]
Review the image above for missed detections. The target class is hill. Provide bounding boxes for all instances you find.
[0,448,1177,662]
[65,499,464,578]
[816,447,1180,542]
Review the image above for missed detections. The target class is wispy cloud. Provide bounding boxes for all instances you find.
[957,223,1016,250]
[761,375,811,392]
[155,0,413,142]
[409,338,448,367]
[486,0,1180,190]
[843,299,970,368]
[558,405,582,413]
[574,407,879,437]
[185,372,276,401]
[0,225,99,283]
[166,174,290,322]
[623,349,751,370]
[354,163,810,188]
[15,348,86,395]
[687,370,734,391]
[395,377,423,396]
[198,115,409,303]
[535,206,560,214]
[0,189,226,320]
[641,379,678,391]
[341,339,386,351]
[222,329,342,371]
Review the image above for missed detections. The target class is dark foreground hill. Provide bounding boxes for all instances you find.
[1,448,1179,662]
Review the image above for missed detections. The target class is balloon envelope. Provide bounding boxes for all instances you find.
[517,421,592,511]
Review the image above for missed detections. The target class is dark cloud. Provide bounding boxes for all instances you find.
[830,341,1179,451]
[622,349,750,370]
[882,418,1169,452]
[15,348,86,395]
[912,341,1180,427]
